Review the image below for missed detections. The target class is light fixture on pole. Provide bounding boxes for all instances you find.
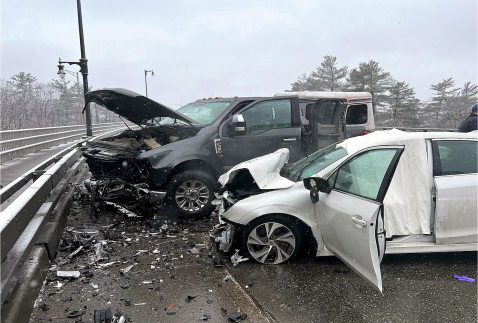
[144,70,154,97]
[57,64,82,121]
[56,0,92,136]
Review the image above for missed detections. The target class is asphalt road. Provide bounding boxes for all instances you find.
[28,200,477,323]
[229,252,477,323]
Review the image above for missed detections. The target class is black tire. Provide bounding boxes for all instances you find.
[240,214,304,265]
[165,170,218,218]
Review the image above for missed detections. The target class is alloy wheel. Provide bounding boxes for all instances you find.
[175,180,210,212]
[246,222,296,264]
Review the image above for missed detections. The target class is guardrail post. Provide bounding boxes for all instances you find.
[32,171,46,182]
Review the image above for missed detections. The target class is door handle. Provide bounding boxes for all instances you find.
[282,137,297,142]
[351,217,367,227]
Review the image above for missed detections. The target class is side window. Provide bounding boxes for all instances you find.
[434,140,477,176]
[316,101,337,125]
[346,104,368,124]
[333,149,398,200]
[242,99,291,135]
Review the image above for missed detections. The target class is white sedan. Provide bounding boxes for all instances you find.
[211,129,477,292]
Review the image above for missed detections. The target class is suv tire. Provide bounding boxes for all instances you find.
[166,170,217,217]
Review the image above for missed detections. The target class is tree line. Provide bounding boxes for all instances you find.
[288,56,477,128]
[0,72,116,131]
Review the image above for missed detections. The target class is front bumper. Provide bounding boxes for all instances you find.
[210,222,235,253]
[209,191,242,253]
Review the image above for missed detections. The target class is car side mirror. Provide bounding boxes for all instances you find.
[303,177,331,204]
[231,114,246,136]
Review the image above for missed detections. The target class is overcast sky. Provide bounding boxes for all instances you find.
[1,0,477,107]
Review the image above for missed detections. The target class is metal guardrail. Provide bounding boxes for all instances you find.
[0,122,125,141]
[375,126,458,132]
[0,127,127,312]
[0,122,132,163]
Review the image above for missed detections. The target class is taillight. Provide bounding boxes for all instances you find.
[363,130,368,135]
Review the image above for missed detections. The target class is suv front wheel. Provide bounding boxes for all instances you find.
[166,170,217,217]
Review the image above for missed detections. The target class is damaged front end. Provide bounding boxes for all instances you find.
[210,149,296,253]
[76,178,166,221]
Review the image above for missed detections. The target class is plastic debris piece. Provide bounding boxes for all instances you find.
[96,261,119,269]
[120,264,134,275]
[66,310,84,318]
[213,257,223,267]
[57,270,81,278]
[168,304,174,308]
[227,312,247,322]
[230,250,249,267]
[454,274,476,283]
[93,307,112,323]
[199,314,212,321]
[224,275,232,282]
[190,248,200,254]
[54,281,63,289]
[103,201,141,218]
[152,249,160,254]
[142,280,153,284]
[185,295,197,303]
[134,303,147,305]
[72,228,99,234]
[67,246,83,259]
[91,283,99,289]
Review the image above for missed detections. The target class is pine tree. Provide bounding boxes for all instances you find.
[346,60,393,113]
[385,81,420,126]
[310,56,348,91]
[428,78,459,128]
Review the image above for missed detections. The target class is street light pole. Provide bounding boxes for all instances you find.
[56,0,92,136]
[76,0,92,136]
[144,70,154,97]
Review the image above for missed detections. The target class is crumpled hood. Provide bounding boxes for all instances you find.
[85,88,196,126]
[218,148,295,190]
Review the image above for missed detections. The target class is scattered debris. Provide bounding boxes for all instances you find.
[454,274,476,283]
[71,228,99,235]
[231,250,249,266]
[120,264,135,275]
[213,257,224,267]
[199,314,212,320]
[53,281,63,289]
[57,270,81,278]
[227,311,248,322]
[185,295,197,303]
[91,283,99,289]
[68,246,84,259]
[66,310,85,318]
[93,307,113,323]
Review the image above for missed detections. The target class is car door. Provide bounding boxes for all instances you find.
[219,97,302,166]
[308,99,348,150]
[307,146,404,292]
[432,139,478,244]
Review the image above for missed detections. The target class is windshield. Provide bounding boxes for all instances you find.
[158,101,231,125]
[286,144,348,181]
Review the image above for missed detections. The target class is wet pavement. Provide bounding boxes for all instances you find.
[29,197,477,323]
[28,201,272,323]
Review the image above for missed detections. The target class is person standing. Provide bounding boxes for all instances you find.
[458,104,478,132]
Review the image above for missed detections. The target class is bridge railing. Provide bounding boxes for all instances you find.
[0,122,132,163]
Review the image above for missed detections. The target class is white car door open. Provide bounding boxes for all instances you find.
[305,146,404,292]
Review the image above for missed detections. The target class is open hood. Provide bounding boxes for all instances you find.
[219,148,295,190]
[85,88,196,126]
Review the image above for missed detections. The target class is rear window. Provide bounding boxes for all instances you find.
[346,104,368,124]
[433,140,477,176]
